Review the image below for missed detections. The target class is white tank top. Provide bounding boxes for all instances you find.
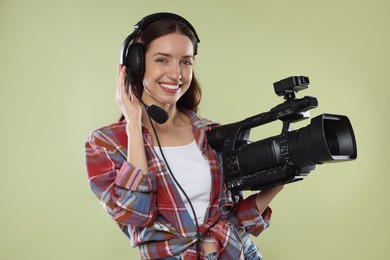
[154,140,212,224]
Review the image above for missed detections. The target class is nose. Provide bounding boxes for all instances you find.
[167,62,182,81]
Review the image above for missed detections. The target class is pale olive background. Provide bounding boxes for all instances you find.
[1,0,389,259]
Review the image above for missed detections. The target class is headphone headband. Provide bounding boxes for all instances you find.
[120,12,200,65]
[134,12,200,43]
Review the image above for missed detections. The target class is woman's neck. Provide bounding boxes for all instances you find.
[142,108,194,147]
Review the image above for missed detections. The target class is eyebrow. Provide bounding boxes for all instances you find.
[153,52,194,59]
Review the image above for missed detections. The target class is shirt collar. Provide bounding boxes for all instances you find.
[182,109,219,130]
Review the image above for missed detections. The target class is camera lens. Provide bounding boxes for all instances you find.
[289,114,357,167]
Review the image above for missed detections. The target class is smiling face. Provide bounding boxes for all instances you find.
[141,32,194,109]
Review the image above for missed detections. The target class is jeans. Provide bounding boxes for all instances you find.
[240,230,263,260]
[159,230,263,259]
[157,251,217,260]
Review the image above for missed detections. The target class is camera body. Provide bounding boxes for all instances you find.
[207,76,357,191]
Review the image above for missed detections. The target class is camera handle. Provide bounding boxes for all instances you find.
[208,96,318,153]
[270,96,318,133]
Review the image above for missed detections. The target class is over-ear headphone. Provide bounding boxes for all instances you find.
[120,12,200,85]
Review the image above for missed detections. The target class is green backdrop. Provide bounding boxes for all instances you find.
[1,0,389,259]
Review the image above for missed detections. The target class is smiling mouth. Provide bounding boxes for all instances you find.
[160,83,180,90]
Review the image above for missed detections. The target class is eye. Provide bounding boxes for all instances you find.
[181,59,193,66]
[155,57,168,63]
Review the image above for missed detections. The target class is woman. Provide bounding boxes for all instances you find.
[85,13,283,259]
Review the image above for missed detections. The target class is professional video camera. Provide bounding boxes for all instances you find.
[207,76,357,191]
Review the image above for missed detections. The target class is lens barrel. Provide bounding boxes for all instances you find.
[288,114,357,167]
[235,114,357,176]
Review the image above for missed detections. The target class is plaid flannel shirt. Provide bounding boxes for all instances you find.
[85,110,272,259]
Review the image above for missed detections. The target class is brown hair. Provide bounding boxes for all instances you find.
[119,18,201,121]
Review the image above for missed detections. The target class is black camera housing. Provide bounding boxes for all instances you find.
[207,76,357,191]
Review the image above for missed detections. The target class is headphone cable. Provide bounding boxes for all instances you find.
[126,77,236,259]
[146,112,238,259]
[145,110,203,260]
[126,77,202,259]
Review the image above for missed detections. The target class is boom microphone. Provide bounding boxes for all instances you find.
[145,104,169,124]
[128,82,169,124]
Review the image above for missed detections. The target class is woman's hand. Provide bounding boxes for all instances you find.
[116,65,148,172]
[115,64,143,124]
[255,185,284,214]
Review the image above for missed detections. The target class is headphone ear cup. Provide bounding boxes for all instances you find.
[125,43,145,84]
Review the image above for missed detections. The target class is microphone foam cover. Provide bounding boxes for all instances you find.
[148,105,169,124]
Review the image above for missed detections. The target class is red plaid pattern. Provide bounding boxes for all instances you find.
[85,110,272,259]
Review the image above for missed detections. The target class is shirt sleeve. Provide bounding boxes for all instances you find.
[235,194,272,236]
[85,129,157,227]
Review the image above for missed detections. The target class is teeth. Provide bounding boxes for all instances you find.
[161,84,179,90]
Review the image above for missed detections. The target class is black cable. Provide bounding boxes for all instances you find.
[125,76,202,259]
[145,111,203,260]
[148,114,239,259]
[125,76,237,259]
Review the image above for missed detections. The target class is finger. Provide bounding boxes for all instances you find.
[122,67,133,100]
[128,81,135,101]
[116,64,124,92]
[116,64,123,102]
[116,64,122,85]
[117,66,127,97]
[121,66,128,91]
